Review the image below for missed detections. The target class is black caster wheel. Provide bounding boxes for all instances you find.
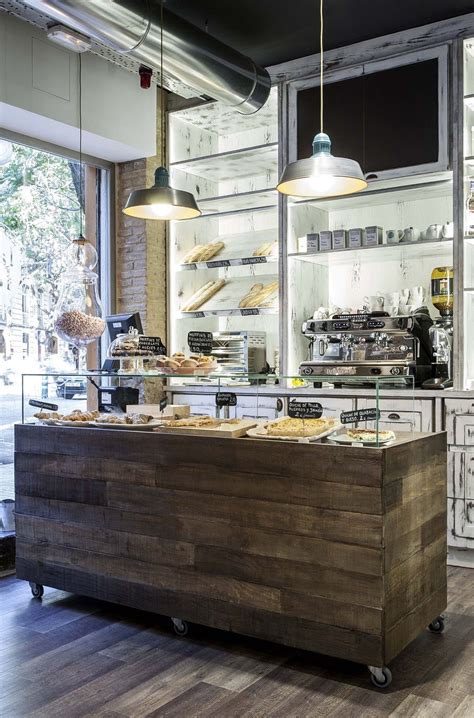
[428,616,445,634]
[29,582,44,599]
[171,617,188,636]
[368,666,392,689]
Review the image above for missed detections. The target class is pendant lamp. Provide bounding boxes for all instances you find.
[123,1,201,220]
[277,0,367,199]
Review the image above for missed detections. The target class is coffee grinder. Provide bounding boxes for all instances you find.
[422,266,454,389]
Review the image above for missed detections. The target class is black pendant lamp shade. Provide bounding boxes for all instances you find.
[123,166,201,220]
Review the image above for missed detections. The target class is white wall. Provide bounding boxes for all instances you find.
[0,13,156,162]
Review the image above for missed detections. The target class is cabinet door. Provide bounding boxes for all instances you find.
[448,450,474,500]
[356,399,432,433]
[444,399,474,445]
[449,498,474,546]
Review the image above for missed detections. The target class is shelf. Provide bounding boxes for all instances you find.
[170,143,278,183]
[289,172,452,211]
[169,88,278,136]
[288,238,453,265]
[198,188,278,216]
[177,230,278,270]
[464,94,474,111]
[178,307,279,319]
[179,275,279,316]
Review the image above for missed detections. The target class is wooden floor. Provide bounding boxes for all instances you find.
[1,566,473,718]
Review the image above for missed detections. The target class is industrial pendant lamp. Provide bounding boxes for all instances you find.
[277,0,367,199]
[123,1,201,220]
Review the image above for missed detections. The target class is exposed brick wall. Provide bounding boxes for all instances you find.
[115,88,167,339]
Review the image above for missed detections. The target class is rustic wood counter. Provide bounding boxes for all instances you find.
[14,425,447,686]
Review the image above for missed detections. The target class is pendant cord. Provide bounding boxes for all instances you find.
[79,51,83,237]
[320,0,324,134]
[160,0,164,168]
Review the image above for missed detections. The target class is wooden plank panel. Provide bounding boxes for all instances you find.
[15,454,383,513]
[14,558,383,665]
[383,432,447,485]
[15,453,157,487]
[15,514,195,568]
[385,536,447,629]
[16,540,281,614]
[15,425,384,487]
[15,496,383,576]
[385,512,447,571]
[194,546,382,608]
[15,471,106,506]
[384,461,446,512]
[384,585,447,664]
[280,589,383,634]
[106,484,383,547]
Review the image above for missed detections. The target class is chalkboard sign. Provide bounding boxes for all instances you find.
[241,308,260,316]
[160,397,168,412]
[188,331,213,355]
[138,336,166,355]
[288,400,323,419]
[242,256,267,265]
[29,399,59,411]
[215,392,237,408]
[340,408,379,424]
[208,259,230,268]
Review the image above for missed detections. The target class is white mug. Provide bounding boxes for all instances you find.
[363,295,384,312]
[399,289,410,305]
[410,286,427,306]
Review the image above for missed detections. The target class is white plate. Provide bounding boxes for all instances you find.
[92,419,162,430]
[37,418,93,427]
[327,432,395,446]
[246,420,341,443]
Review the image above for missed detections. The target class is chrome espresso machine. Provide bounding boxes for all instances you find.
[299,312,434,385]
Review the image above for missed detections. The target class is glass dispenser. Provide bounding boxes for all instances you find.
[53,237,105,368]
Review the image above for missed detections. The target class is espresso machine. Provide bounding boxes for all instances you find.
[300,312,433,385]
[422,266,453,389]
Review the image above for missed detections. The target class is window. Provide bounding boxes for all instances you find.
[0,139,111,506]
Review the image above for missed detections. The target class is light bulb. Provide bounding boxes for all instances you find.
[150,203,173,218]
[309,173,336,194]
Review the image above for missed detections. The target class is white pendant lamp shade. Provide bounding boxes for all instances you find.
[123,166,201,220]
[277,132,367,198]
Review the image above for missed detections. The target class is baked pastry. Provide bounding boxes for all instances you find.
[252,241,276,257]
[266,417,336,437]
[346,429,395,443]
[239,281,279,308]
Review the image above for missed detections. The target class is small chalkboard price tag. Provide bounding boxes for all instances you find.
[188,331,213,355]
[138,336,167,355]
[288,400,323,419]
[340,407,379,425]
[215,392,237,408]
[29,399,59,411]
[159,397,168,412]
[241,308,260,316]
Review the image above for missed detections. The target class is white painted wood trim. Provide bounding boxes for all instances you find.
[268,13,474,82]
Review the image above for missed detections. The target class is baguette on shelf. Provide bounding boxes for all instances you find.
[182,242,225,264]
[181,279,226,312]
[252,241,276,257]
[239,281,279,308]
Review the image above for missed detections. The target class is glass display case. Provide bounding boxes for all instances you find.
[21,371,415,447]
[463,37,474,388]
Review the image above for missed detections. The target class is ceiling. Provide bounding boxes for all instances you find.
[165,0,474,67]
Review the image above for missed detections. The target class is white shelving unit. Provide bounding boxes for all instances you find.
[168,88,280,368]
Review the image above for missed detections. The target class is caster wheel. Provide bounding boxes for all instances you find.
[428,616,445,634]
[29,582,44,599]
[369,666,392,689]
[171,618,188,636]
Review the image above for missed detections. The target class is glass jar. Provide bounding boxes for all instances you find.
[53,238,105,365]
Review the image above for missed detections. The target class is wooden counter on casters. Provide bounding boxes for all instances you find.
[14,425,447,669]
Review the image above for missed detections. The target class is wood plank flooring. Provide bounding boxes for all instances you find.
[0,566,473,717]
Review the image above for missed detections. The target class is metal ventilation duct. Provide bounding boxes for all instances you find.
[21,0,271,114]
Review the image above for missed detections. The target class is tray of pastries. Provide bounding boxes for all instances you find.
[247,416,341,442]
[153,415,258,438]
[155,352,218,375]
[33,409,101,426]
[34,409,159,430]
[327,429,396,445]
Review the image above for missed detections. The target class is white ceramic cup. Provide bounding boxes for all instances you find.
[399,289,410,305]
[399,303,415,315]
[409,286,427,306]
[363,295,384,312]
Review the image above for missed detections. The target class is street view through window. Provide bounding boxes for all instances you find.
[0,141,91,506]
